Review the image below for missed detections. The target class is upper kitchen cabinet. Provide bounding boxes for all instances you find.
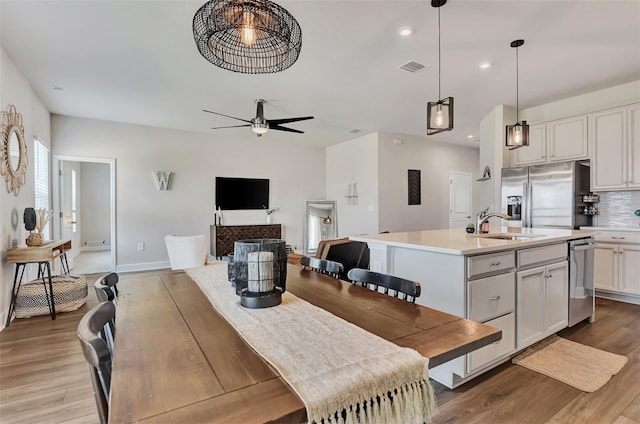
[511,116,588,167]
[590,103,640,191]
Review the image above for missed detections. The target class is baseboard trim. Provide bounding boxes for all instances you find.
[116,261,170,273]
[596,290,640,305]
[80,246,111,252]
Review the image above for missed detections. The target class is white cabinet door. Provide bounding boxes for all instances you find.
[594,243,618,291]
[628,103,640,189]
[590,107,627,190]
[517,266,546,349]
[545,261,568,334]
[512,123,546,166]
[619,244,640,295]
[548,116,588,162]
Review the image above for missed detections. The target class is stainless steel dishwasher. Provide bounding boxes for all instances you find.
[568,237,596,326]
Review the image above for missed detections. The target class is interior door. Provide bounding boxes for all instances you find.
[59,161,75,269]
[449,171,472,228]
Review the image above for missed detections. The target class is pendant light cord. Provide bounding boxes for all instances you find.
[516,45,519,122]
[438,5,441,100]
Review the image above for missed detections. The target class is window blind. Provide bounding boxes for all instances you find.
[34,139,50,239]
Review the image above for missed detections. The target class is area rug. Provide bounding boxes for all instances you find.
[512,335,628,392]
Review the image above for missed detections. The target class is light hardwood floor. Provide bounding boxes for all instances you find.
[0,271,638,424]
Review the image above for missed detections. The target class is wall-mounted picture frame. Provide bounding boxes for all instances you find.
[408,169,421,205]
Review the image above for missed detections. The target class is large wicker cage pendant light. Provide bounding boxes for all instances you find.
[193,0,302,74]
[427,0,454,135]
[505,39,529,149]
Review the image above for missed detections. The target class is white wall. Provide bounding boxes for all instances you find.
[478,105,516,212]
[80,162,110,250]
[51,115,326,271]
[378,132,480,231]
[0,47,51,327]
[326,132,379,237]
[326,131,480,236]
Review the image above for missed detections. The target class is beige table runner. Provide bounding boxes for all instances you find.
[187,264,437,424]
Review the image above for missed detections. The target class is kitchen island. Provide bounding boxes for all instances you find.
[350,227,597,388]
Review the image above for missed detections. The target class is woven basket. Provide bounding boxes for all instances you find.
[15,275,88,318]
[26,233,43,247]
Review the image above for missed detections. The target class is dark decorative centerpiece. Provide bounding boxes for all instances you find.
[233,239,286,308]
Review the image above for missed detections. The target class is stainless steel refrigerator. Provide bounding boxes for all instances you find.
[501,161,592,229]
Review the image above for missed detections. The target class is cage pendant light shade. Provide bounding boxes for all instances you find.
[427,97,454,134]
[506,39,529,149]
[506,121,529,149]
[427,0,453,135]
[193,0,302,74]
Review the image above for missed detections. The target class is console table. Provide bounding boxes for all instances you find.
[210,224,282,258]
[5,240,72,327]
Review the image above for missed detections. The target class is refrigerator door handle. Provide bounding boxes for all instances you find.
[527,182,533,228]
[522,181,531,228]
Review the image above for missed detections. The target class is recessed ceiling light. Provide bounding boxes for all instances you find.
[467,134,474,139]
[479,62,491,70]
[398,26,413,37]
[52,86,64,93]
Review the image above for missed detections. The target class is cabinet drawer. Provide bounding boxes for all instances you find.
[467,251,515,279]
[468,272,515,322]
[467,313,515,374]
[594,232,640,244]
[517,243,566,269]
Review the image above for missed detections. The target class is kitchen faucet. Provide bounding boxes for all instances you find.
[476,207,511,233]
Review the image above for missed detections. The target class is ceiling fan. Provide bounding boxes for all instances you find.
[204,99,314,137]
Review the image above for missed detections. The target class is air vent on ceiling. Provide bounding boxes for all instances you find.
[398,61,427,73]
[348,129,361,134]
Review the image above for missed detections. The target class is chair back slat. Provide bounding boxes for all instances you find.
[78,301,115,424]
[347,268,421,303]
[300,256,344,279]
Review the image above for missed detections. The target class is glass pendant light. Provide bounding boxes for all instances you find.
[505,39,529,149]
[427,0,454,135]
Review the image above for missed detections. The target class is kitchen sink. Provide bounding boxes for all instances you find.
[474,233,544,240]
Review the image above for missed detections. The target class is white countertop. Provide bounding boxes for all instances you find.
[350,227,597,256]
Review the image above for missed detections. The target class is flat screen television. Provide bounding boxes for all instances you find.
[215,177,269,210]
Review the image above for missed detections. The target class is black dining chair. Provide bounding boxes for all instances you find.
[77,301,116,424]
[347,268,421,303]
[93,272,119,352]
[300,256,344,279]
[94,272,119,302]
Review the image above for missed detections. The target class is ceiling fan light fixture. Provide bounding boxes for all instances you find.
[506,39,529,149]
[251,122,269,135]
[193,0,302,74]
[427,0,454,135]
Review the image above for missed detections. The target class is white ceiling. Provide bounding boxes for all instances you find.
[1,0,639,148]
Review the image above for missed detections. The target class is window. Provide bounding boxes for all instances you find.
[34,139,50,239]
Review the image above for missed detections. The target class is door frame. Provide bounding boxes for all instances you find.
[53,155,116,272]
[449,171,472,228]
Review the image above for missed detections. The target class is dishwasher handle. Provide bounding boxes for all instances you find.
[571,242,595,251]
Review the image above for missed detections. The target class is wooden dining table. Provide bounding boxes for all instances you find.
[109,264,501,423]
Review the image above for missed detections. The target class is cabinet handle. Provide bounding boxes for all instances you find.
[488,296,501,301]
[489,261,501,266]
[548,274,553,278]
[611,236,626,240]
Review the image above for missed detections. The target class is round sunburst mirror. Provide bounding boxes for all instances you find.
[1,104,28,196]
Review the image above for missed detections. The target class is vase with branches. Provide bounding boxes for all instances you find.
[27,209,53,246]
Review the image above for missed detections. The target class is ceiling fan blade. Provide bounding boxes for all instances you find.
[270,124,304,134]
[211,124,252,130]
[268,116,314,125]
[203,109,252,123]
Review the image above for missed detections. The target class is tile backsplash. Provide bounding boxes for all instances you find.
[595,191,640,227]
